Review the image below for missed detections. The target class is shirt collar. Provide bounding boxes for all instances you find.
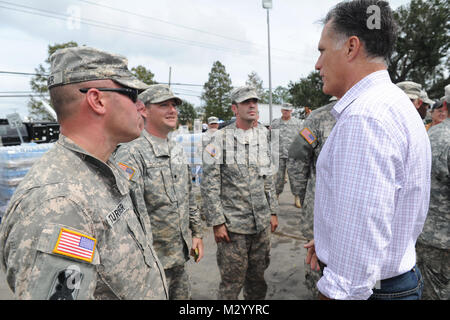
[331,70,392,120]
[143,129,170,157]
[57,134,130,195]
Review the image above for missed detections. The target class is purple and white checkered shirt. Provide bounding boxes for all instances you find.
[314,70,431,300]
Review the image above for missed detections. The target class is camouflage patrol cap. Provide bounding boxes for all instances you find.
[396,81,422,100]
[208,116,219,124]
[281,103,294,111]
[47,46,148,91]
[230,86,260,104]
[138,84,182,106]
[420,90,434,106]
[431,100,444,112]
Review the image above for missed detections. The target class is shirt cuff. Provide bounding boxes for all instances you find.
[317,267,373,300]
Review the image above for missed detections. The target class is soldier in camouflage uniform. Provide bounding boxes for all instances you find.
[0,46,168,299]
[288,99,337,299]
[201,86,279,300]
[115,84,204,300]
[416,86,449,300]
[271,103,304,208]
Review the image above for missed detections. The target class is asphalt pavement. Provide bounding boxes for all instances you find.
[0,183,312,300]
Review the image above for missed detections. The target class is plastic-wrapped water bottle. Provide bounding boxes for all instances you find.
[0,143,54,223]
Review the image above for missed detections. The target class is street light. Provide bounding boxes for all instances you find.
[262,0,273,125]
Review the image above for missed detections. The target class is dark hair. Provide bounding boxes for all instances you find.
[431,99,444,111]
[324,0,397,62]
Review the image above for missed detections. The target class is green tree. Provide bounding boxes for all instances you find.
[288,71,331,111]
[246,71,269,103]
[271,86,290,105]
[28,41,79,121]
[177,100,197,126]
[131,65,157,85]
[389,0,450,98]
[201,61,234,121]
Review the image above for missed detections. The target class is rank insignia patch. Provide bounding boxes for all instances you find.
[53,228,97,263]
[118,162,135,180]
[299,128,317,145]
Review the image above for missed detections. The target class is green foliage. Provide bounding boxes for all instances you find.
[246,71,269,103]
[177,100,197,125]
[271,86,290,105]
[28,41,78,121]
[201,61,234,121]
[131,65,157,85]
[389,0,450,99]
[288,71,331,111]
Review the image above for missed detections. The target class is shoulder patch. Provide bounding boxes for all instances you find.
[299,127,317,145]
[53,228,97,263]
[205,143,217,158]
[117,162,135,180]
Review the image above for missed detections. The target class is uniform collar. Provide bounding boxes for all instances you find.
[142,129,170,157]
[57,134,129,195]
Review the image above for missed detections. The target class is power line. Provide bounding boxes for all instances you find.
[0,1,307,62]
[76,0,301,56]
[0,70,44,76]
[0,70,206,87]
[0,2,259,58]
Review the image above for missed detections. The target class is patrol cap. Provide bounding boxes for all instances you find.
[396,81,422,100]
[139,84,182,106]
[281,103,294,111]
[48,46,148,92]
[431,100,444,112]
[208,116,219,124]
[231,86,260,104]
[420,90,434,106]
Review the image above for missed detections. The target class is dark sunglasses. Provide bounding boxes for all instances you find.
[79,87,138,103]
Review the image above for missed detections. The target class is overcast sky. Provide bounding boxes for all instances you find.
[0,0,411,119]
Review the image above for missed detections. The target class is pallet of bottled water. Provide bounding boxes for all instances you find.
[0,143,54,223]
[173,133,203,186]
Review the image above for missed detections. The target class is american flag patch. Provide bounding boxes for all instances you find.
[205,144,217,157]
[53,228,97,263]
[299,128,317,145]
[118,162,135,180]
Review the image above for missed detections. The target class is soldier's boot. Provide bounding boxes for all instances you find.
[294,195,302,208]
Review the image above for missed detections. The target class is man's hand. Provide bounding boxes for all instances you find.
[304,239,321,272]
[270,215,278,232]
[190,237,204,262]
[213,224,231,243]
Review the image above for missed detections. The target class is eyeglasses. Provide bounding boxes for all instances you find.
[79,87,138,103]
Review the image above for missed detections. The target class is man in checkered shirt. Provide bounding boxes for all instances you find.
[305,0,431,300]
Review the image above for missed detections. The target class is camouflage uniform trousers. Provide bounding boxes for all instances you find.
[216,227,271,300]
[304,258,323,299]
[416,242,450,300]
[164,264,192,300]
[275,158,302,196]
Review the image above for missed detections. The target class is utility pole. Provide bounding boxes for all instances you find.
[262,0,273,125]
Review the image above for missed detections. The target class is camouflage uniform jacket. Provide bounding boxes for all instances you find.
[288,102,337,239]
[0,135,168,300]
[115,130,204,269]
[201,122,278,235]
[271,117,304,158]
[418,118,450,250]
